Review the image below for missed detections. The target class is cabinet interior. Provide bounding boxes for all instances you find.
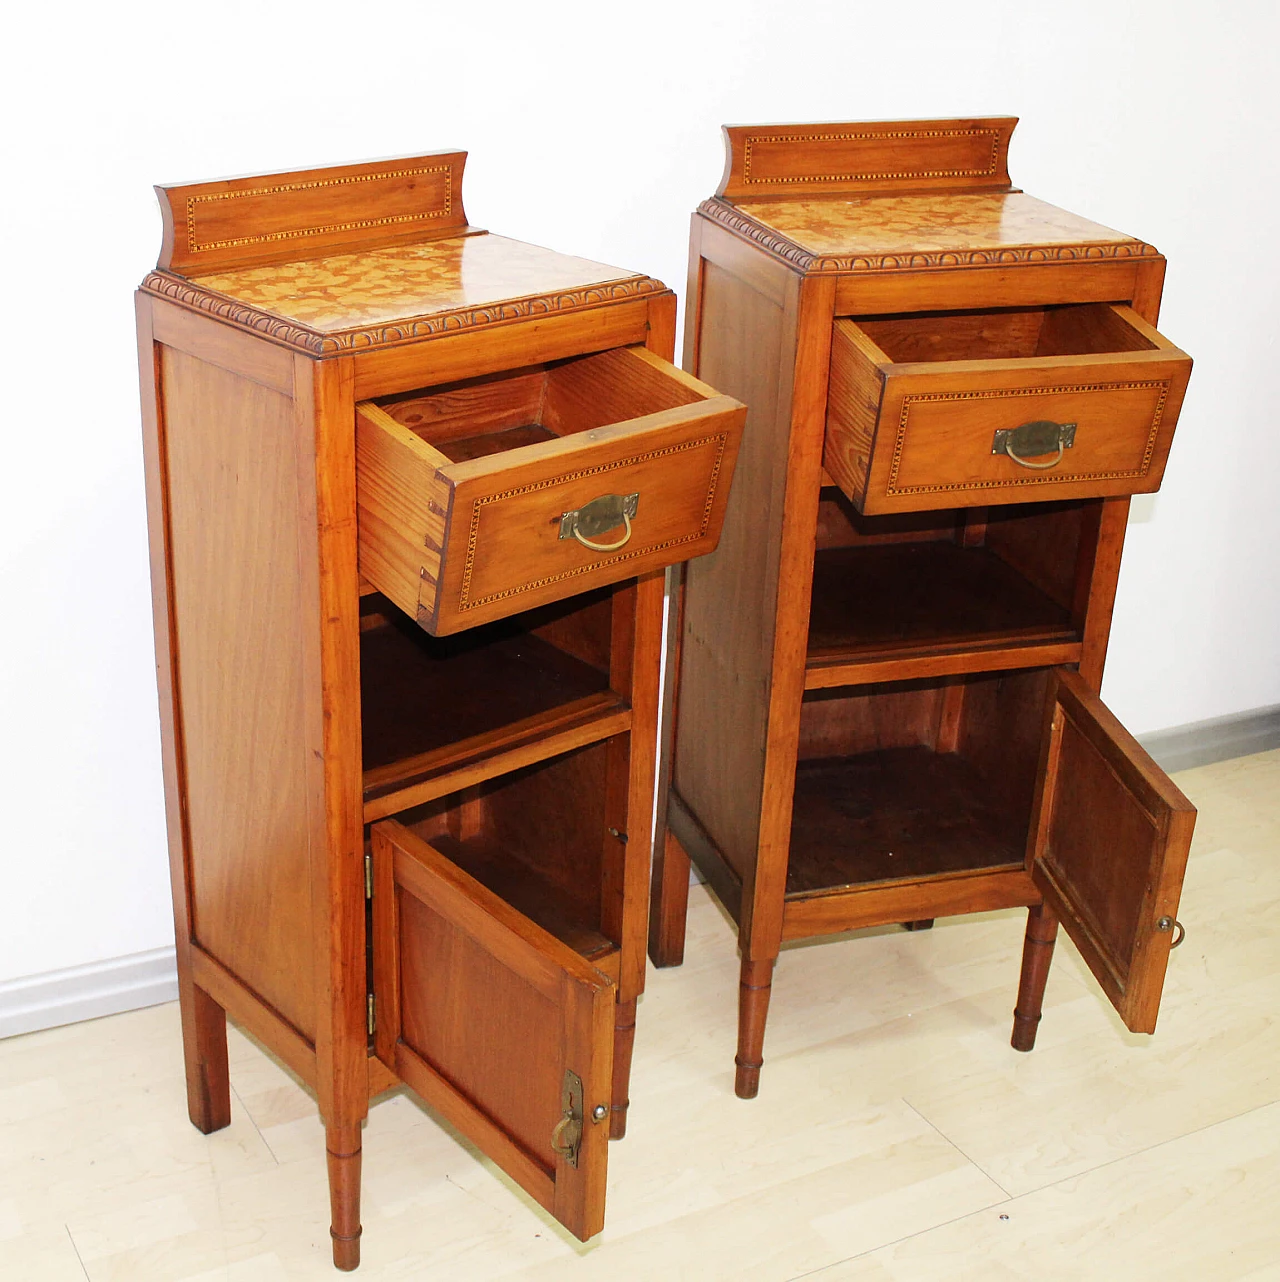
[852,302,1159,364]
[789,667,1051,896]
[360,587,622,816]
[808,489,1087,680]
[392,743,619,967]
[375,347,701,462]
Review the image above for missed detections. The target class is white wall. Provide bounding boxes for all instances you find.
[2,0,1276,985]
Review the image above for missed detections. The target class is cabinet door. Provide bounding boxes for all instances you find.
[370,819,615,1240]
[1028,669,1196,1033]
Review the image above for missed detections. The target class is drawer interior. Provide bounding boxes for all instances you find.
[389,742,619,969]
[851,302,1160,364]
[789,667,1052,896]
[806,488,1086,685]
[375,347,705,460]
[360,587,625,820]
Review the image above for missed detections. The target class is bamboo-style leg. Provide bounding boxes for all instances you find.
[902,919,935,932]
[180,982,231,1134]
[326,1122,362,1271]
[609,997,637,1140]
[1011,905,1059,1052]
[648,828,691,969]
[735,957,776,1099]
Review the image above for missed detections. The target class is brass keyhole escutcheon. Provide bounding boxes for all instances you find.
[551,1068,585,1166]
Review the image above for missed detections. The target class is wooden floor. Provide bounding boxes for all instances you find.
[3,749,1278,1280]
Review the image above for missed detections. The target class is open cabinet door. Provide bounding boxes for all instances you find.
[370,819,615,1240]
[1028,669,1196,1034]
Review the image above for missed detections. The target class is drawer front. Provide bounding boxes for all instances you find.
[824,306,1192,514]
[439,416,735,632]
[358,347,744,635]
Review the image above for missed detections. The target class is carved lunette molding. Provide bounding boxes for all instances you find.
[696,198,1160,274]
[141,270,668,355]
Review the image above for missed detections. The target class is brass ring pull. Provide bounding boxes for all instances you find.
[558,492,639,554]
[1171,920,1185,948]
[571,511,632,552]
[993,420,1077,471]
[1004,439,1065,470]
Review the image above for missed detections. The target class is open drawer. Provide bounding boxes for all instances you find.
[357,346,745,634]
[371,814,616,1241]
[824,303,1192,514]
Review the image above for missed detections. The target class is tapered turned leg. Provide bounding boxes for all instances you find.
[735,957,776,1099]
[648,828,691,968]
[609,998,637,1140]
[1011,905,1059,1052]
[326,1122,362,1271]
[902,919,935,932]
[180,982,231,1134]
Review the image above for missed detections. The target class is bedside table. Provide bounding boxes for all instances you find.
[137,149,744,1267]
[650,117,1195,1099]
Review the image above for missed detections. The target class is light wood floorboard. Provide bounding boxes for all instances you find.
[0,750,1276,1280]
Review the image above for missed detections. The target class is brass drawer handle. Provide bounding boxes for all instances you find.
[559,492,639,553]
[993,420,1077,471]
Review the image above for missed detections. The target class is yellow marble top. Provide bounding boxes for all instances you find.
[188,233,644,333]
[731,191,1144,261]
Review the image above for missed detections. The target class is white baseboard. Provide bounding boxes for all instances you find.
[0,947,178,1040]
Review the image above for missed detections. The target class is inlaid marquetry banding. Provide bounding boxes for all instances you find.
[457,433,729,611]
[885,380,1171,497]
[695,199,1159,274]
[184,166,453,254]
[742,128,1001,186]
[141,271,665,355]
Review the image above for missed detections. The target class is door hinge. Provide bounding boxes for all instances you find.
[364,852,373,899]
[367,993,376,1037]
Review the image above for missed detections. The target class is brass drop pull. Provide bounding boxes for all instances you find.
[559,492,639,553]
[993,420,1077,470]
[551,1069,585,1167]
[1157,916,1186,948]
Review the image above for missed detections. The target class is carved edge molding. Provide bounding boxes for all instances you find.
[141,271,667,355]
[696,198,1159,273]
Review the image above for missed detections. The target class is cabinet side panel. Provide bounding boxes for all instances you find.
[161,346,316,1041]
[673,258,792,883]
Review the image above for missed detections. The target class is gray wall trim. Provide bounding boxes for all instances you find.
[0,947,178,1040]
[1139,704,1280,775]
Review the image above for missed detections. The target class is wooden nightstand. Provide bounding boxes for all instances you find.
[650,117,1196,1100]
[137,150,743,1268]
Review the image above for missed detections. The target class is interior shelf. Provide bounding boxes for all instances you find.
[806,541,1080,687]
[361,603,626,820]
[786,745,1027,897]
